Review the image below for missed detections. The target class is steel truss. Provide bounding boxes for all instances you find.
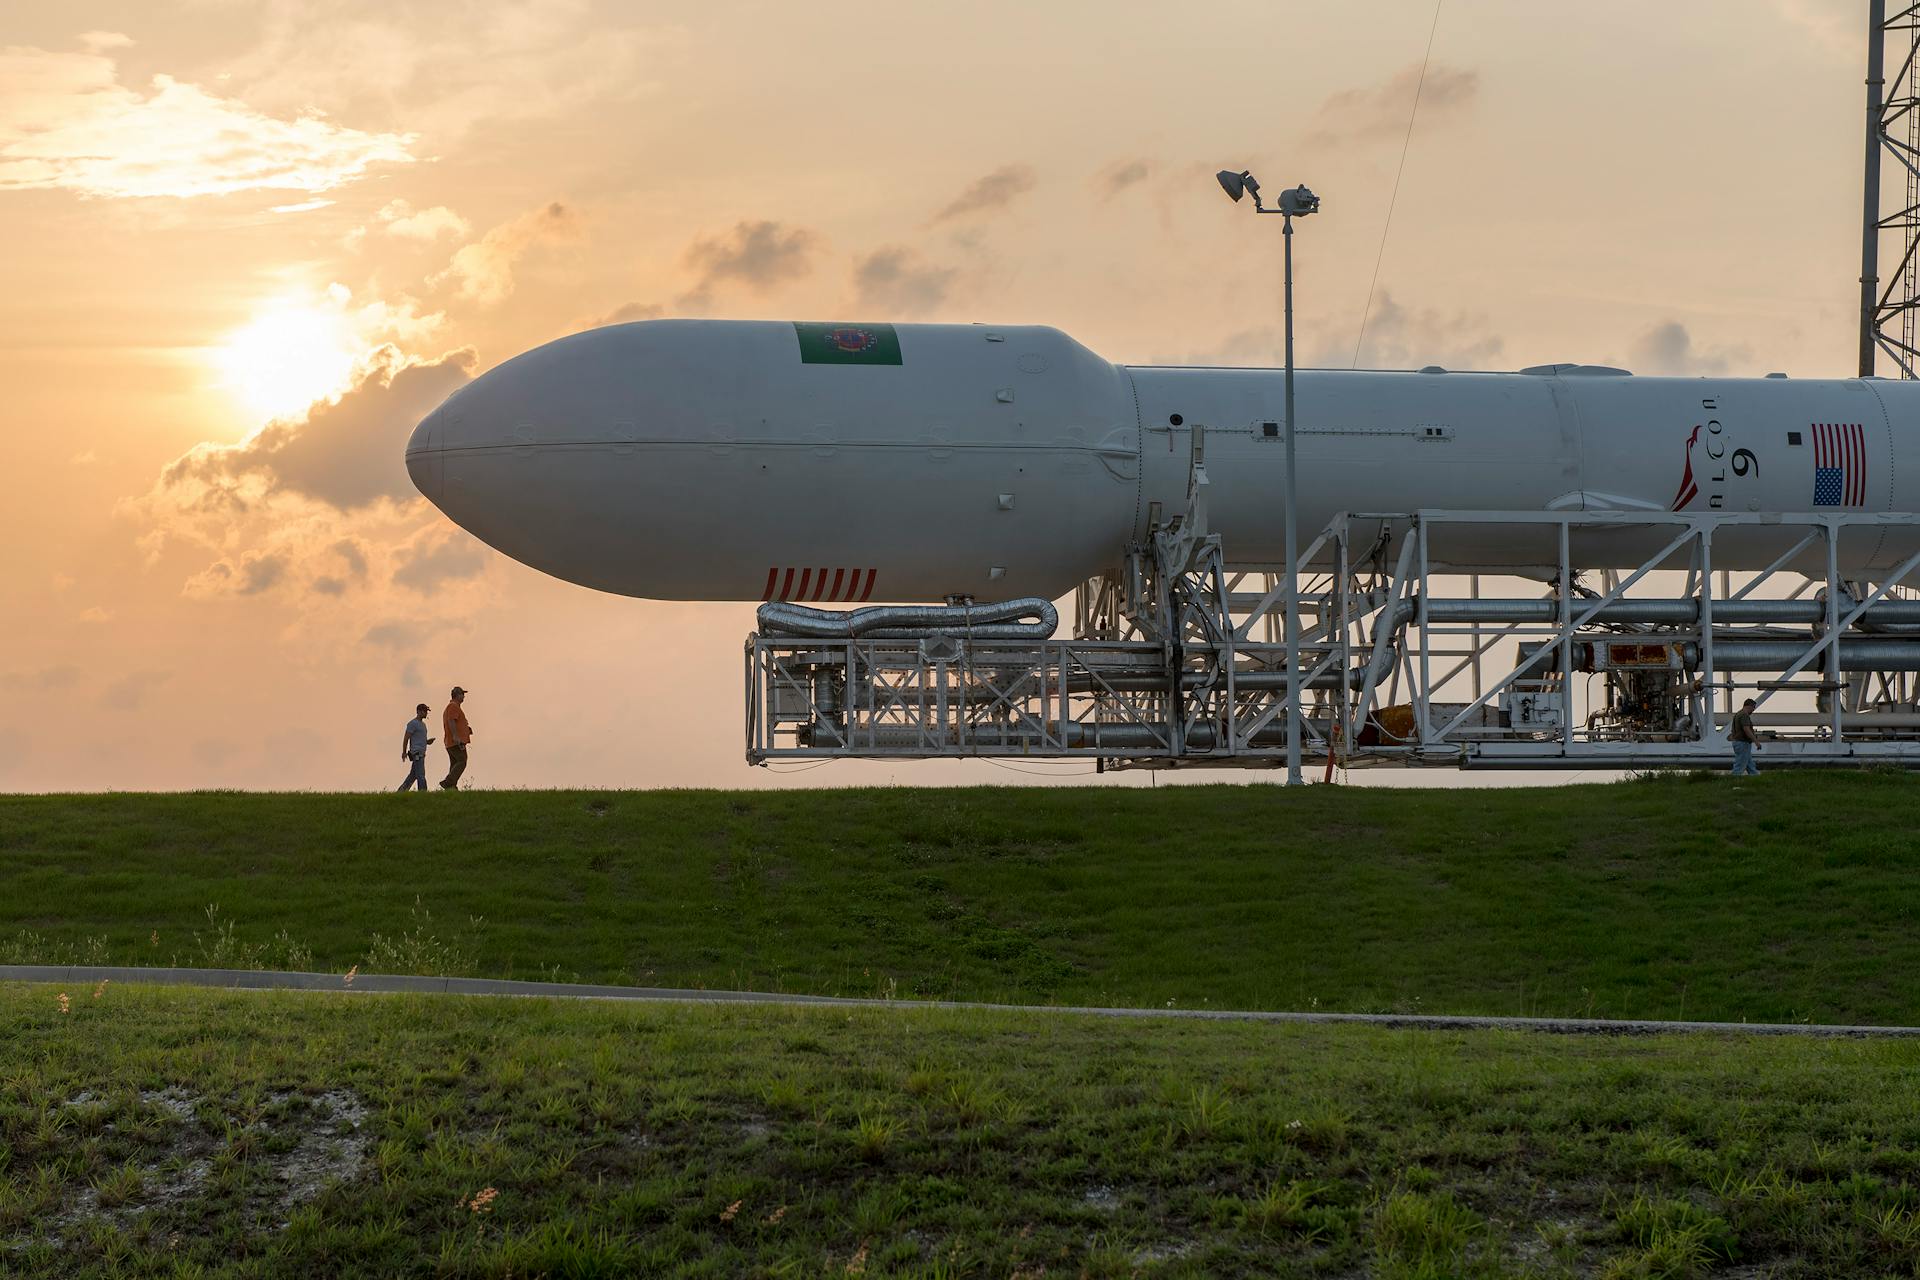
[747,441,1920,771]
[1863,0,1920,377]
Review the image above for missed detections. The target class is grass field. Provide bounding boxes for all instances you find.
[3,775,1917,1024]
[6,982,1920,1278]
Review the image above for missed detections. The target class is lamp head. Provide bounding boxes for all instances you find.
[1215,169,1257,203]
[1278,184,1320,217]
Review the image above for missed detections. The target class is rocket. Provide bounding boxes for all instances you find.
[406,319,1920,602]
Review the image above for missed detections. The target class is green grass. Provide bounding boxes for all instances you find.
[2,775,1917,1023]
[6,982,1920,1278]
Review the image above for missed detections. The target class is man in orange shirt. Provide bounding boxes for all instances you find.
[440,686,473,790]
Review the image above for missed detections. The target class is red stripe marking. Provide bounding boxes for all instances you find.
[797,568,812,600]
[859,568,877,601]
[811,568,829,602]
[829,568,846,601]
[780,567,796,601]
[761,567,778,601]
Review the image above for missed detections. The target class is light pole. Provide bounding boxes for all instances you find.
[1217,169,1320,786]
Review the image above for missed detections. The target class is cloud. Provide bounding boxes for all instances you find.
[332,539,370,578]
[588,301,664,327]
[1351,290,1504,369]
[434,202,578,304]
[1772,0,1855,55]
[393,531,488,593]
[238,554,287,595]
[363,621,426,649]
[378,199,471,241]
[101,670,169,712]
[3,665,80,692]
[1094,159,1152,199]
[678,220,820,311]
[183,552,287,599]
[0,43,416,198]
[1308,63,1479,146]
[851,247,956,317]
[220,1,669,145]
[78,32,134,54]
[311,576,349,596]
[192,739,237,767]
[163,347,476,512]
[1629,321,1751,376]
[77,606,113,623]
[272,198,333,214]
[931,164,1037,223]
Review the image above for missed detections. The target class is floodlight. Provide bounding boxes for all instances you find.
[1215,169,1249,203]
[1278,185,1321,218]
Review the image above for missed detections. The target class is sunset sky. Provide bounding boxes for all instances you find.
[0,0,1875,791]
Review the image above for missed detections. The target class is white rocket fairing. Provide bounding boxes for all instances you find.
[406,320,1920,601]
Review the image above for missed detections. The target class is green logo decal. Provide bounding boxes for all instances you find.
[793,322,903,366]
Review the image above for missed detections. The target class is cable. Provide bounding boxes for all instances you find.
[763,759,837,774]
[1350,0,1446,369]
[981,758,1100,777]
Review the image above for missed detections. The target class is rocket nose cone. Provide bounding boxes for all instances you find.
[406,407,443,505]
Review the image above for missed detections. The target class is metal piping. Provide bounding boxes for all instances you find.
[1421,597,1920,625]
[757,597,1059,640]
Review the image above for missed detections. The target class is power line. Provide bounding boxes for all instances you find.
[1351,0,1445,369]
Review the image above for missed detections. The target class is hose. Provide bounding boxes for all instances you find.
[756,597,1059,641]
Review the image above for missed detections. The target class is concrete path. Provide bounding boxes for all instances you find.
[4,964,1915,1039]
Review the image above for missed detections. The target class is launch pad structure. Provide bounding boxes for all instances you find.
[747,429,1920,773]
[742,7,1920,776]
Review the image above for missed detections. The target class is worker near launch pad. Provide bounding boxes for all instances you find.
[398,703,435,792]
[440,687,473,790]
[1729,698,1759,777]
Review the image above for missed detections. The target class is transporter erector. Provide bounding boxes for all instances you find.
[407,320,1920,770]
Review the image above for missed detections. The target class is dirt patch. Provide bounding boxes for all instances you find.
[265,1088,370,1223]
[22,1086,371,1249]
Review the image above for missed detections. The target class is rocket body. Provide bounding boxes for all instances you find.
[406,320,1920,601]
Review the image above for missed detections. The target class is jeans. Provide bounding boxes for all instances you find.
[398,754,427,791]
[442,743,468,789]
[1731,740,1758,776]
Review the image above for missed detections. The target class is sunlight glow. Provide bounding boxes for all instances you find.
[214,299,361,421]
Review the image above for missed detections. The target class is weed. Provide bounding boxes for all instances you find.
[362,900,482,977]
[1243,1178,1337,1241]
[1374,1190,1482,1277]
[1604,1192,1738,1278]
[850,1112,900,1163]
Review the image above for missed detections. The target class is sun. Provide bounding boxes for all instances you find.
[214,299,361,421]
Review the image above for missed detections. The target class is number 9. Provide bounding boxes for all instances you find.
[1731,448,1759,477]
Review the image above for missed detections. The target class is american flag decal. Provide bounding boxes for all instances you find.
[1812,422,1866,507]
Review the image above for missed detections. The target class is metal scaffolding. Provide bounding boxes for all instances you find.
[1862,0,1920,377]
[748,437,1920,772]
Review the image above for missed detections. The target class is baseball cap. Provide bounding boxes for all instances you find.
[451,686,468,696]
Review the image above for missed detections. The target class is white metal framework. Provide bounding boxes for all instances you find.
[748,433,1920,772]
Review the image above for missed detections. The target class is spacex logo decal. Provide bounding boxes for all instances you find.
[1668,399,1757,511]
[793,321,904,366]
[1668,424,1702,510]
